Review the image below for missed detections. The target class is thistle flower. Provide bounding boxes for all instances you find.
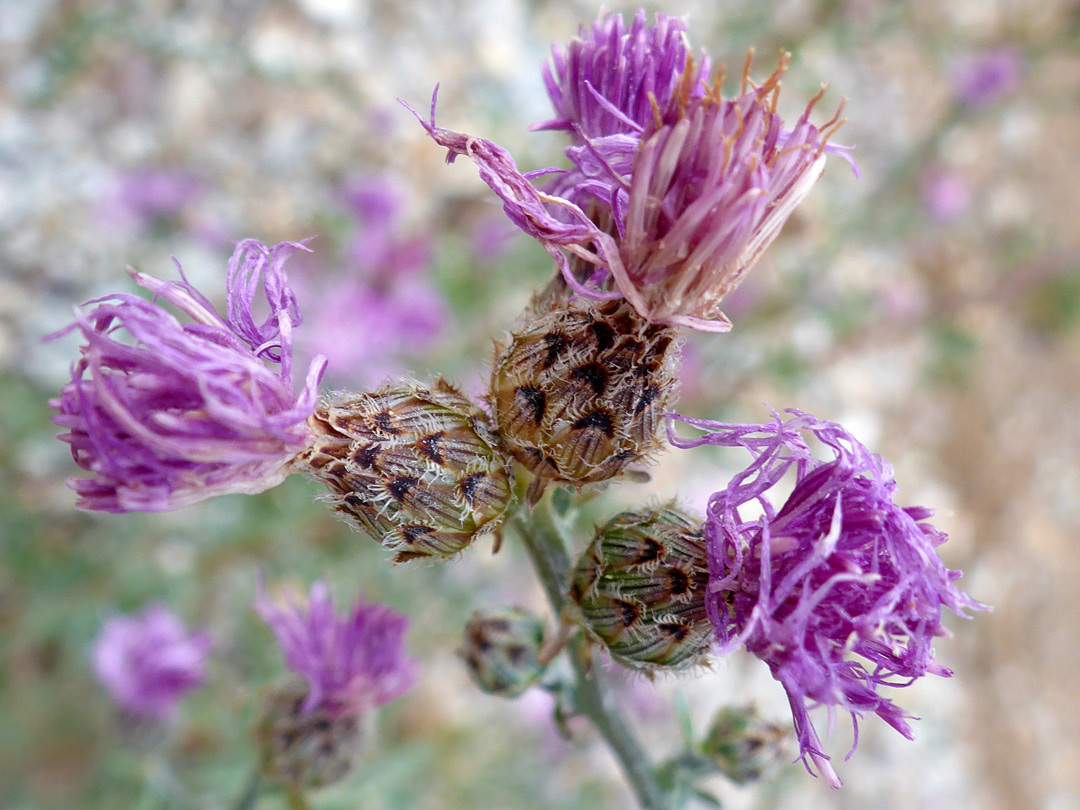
[668,409,985,787]
[49,240,326,512]
[254,580,417,717]
[253,581,416,788]
[91,604,211,720]
[534,11,710,140]
[409,26,850,332]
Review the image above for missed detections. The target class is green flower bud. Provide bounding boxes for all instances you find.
[570,504,711,671]
[491,299,680,503]
[459,608,547,697]
[297,379,514,562]
[253,680,365,791]
[700,705,791,784]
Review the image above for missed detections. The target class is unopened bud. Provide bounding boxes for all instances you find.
[253,680,365,790]
[296,379,514,562]
[570,504,711,670]
[459,608,547,697]
[490,299,679,502]
[701,705,791,784]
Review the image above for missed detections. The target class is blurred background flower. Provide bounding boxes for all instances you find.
[2,2,1079,809]
[92,604,211,721]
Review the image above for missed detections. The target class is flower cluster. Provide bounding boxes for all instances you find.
[669,409,985,786]
[254,580,417,717]
[92,605,211,719]
[48,9,987,804]
[49,240,326,512]
[409,13,851,331]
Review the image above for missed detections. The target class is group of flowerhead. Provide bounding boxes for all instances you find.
[53,11,982,793]
[92,583,417,790]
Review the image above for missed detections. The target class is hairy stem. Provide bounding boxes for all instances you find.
[510,499,570,613]
[568,636,670,810]
[513,496,669,810]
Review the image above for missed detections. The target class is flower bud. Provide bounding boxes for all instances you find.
[297,379,514,562]
[491,298,679,502]
[459,608,547,697]
[570,504,710,670]
[253,680,364,790]
[700,706,791,784]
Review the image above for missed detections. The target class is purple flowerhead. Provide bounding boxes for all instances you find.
[49,240,327,512]
[668,409,985,788]
[410,50,851,332]
[99,168,204,231]
[340,174,404,230]
[254,580,417,718]
[952,47,1023,108]
[92,604,211,720]
[534,11,710,141]
[920,165,972,222]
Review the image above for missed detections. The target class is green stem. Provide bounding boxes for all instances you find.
[284,784,311,810]
[513,496,669,810]
[509,497,569,613]
[232,769,262,810]
[568,636,670,810]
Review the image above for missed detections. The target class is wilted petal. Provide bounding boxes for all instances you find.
[49,240,326,513]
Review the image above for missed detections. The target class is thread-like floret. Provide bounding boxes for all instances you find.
[669,409,985,787]
[49,240,326,512]
[254,579,416,717]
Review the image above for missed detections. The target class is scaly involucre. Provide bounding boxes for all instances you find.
[254,580,417,717]
[49,240,327,512]
[410,15,848,332]
[668,409,985,788]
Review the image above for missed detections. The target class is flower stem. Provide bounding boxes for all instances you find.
[232,769,262,810]
[510,502,569,613]
[512,496,669,810]
[284,784,311,810]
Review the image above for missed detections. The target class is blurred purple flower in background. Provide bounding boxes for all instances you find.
[669,409,985,788]
[920,166,973,221]
[952,47,1023,107]
[92,605,211,720]
[469,212,518,265]
[297,175,445,387]
[98,168,204,232]
[254,580,417,717]
[340,175,403,230]
[49,240,326,512]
